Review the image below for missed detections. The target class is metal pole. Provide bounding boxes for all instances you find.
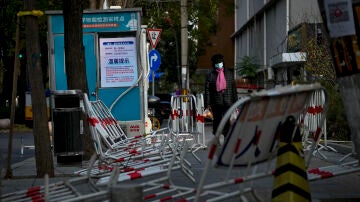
[152,71,155,96]
[180,0,189,91]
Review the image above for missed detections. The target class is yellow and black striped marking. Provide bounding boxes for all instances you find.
[272,116,311,202]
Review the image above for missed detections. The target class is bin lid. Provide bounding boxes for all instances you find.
[52,89,82,96]
[53,107,82,112]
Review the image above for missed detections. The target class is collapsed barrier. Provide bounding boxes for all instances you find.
[3,84,360,202]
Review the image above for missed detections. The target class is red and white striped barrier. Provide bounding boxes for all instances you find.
[0,176,93,202]
[308,160,360,180]
[301,89,336,159]
[170,93,206,154]
[194,83,329,201]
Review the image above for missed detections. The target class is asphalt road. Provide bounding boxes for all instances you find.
[0,131,34,169]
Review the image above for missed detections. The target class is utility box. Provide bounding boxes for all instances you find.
[46,8,145,128]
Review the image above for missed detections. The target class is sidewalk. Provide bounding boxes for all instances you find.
[0,156,84,194]
[1,124,360,201]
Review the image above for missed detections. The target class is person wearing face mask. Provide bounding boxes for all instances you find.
[205,54,238,137]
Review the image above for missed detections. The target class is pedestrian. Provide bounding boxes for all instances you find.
[205,54,238,137]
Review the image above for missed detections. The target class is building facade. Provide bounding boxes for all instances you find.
[196,0,235,72]
[193,0,235,93]
[232,0,322,88]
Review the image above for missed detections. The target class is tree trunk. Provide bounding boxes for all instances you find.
[24,0,54,177]
[317,0,360,161]
[89,0,97,9]
[63,0,94,160]
[4,16,20,179]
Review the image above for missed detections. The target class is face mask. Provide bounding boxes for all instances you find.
[215,62,223,69]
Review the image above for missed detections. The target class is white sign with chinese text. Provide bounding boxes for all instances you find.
[99,37,138,87]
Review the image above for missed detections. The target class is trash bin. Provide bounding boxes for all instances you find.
[52,90,83,163]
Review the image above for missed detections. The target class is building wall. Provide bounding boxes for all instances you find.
[236,0,247,29]
[234,0,287,77]
[266,1,287,61]
[289,0,322,29]
[233,0,322,87]
[196,0,235,71]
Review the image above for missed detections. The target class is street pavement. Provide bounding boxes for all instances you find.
[0,131,35,166]
[1,122,360,201]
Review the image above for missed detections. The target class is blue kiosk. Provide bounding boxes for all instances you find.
[46,8,147,138]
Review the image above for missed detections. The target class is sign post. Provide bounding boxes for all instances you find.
[149,49,161,96]
[147,28,162,49]
[147,28,162,96]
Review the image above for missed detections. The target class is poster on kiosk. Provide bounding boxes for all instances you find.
[46,8,145,136]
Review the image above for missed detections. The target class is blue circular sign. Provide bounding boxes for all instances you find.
[149,49,161,71]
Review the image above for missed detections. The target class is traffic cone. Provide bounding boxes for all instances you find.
[272,116,311,202]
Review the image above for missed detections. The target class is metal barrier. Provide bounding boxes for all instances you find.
[169,94,206,155]
[301,89,336,159]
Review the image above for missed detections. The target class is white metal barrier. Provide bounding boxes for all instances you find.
[302,89,336,159]
[169,94,206,155]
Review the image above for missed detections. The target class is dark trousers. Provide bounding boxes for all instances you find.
[211,105,231,136]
